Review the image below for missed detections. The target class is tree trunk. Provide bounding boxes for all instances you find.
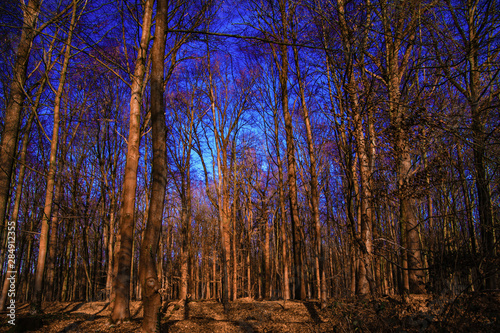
[32,1,78,313]
[179,170,192,301]
[379,0,425,294]
[291,29,326,305]
[275,0,305,300]
[0,69,43,309]
[111,0,153,323]
[139,0,167,330]
[0,0,40,233]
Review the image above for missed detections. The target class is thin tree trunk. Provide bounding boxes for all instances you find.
[179,170,192,301]
[45,173,63,301]
[335,0,375,295]
[466,4,495,288]
[269,77,290,300]
[106,194,117,300]
[291,30,326,305]
[231,146,238,301]
[206,44,232,306]
[274,0,306,300]
[46,118,71,301]
[264,211,271,299]
[32,1,78,313]
[245,197,253,298]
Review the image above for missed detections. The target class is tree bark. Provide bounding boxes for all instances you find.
[139,0,168,330]
[277,0,306,300]
[0,63,45,310]
[379,0,425,294]
[111,0,154,323]
[32,0,78,313]
[0,0,40,245]
[291,25,326,304]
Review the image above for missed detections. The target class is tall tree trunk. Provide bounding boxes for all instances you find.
[46,118,71,302]
[206,45,233,306]
[245,194,253,298]
[291,28,326,305]
[32,1,78,313]
[139,0,167,330]
[0,66,45,309]
[274,0,306,300]
[263,208,271,299]
[269,77,290,300]
[106,193,117,300]
[231,146,238,301]
[379,0,425,294]
[0,0,40,233]
[45,172,63,301]
[179,170,192,301]
[111,0,153,323]
[334,0,375,295]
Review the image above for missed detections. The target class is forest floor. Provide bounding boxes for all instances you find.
[1,292,499,332]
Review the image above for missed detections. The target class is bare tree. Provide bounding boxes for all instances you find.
[32,0,82,313]
[111,0,153,323]
[138,0,167,329]
[0,0,41,251]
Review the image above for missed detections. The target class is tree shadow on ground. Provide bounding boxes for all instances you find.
[58,320,84,332]
[304,301,323,324]
[184,299,189,320]
[94,302,110,316]
[62,302,84,313]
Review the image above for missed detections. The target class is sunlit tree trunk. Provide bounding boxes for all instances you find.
[206,51,231,305]
[139,0,167,329]
[176,100,196,302]
[179,168,192,301]
[32,0,79,313]
[276,0,306,300]
[110,0,153,323]
[291,22,327,305]
[231,144,238,301]
[272,103,290,300]
[244,185,253,298]
[335,0,374,295]
[263,201,271,299]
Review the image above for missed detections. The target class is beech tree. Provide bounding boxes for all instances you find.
[110,0,153,323]
[138,0,167,329]
[0,0,41,254]
[32,0,83,313]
